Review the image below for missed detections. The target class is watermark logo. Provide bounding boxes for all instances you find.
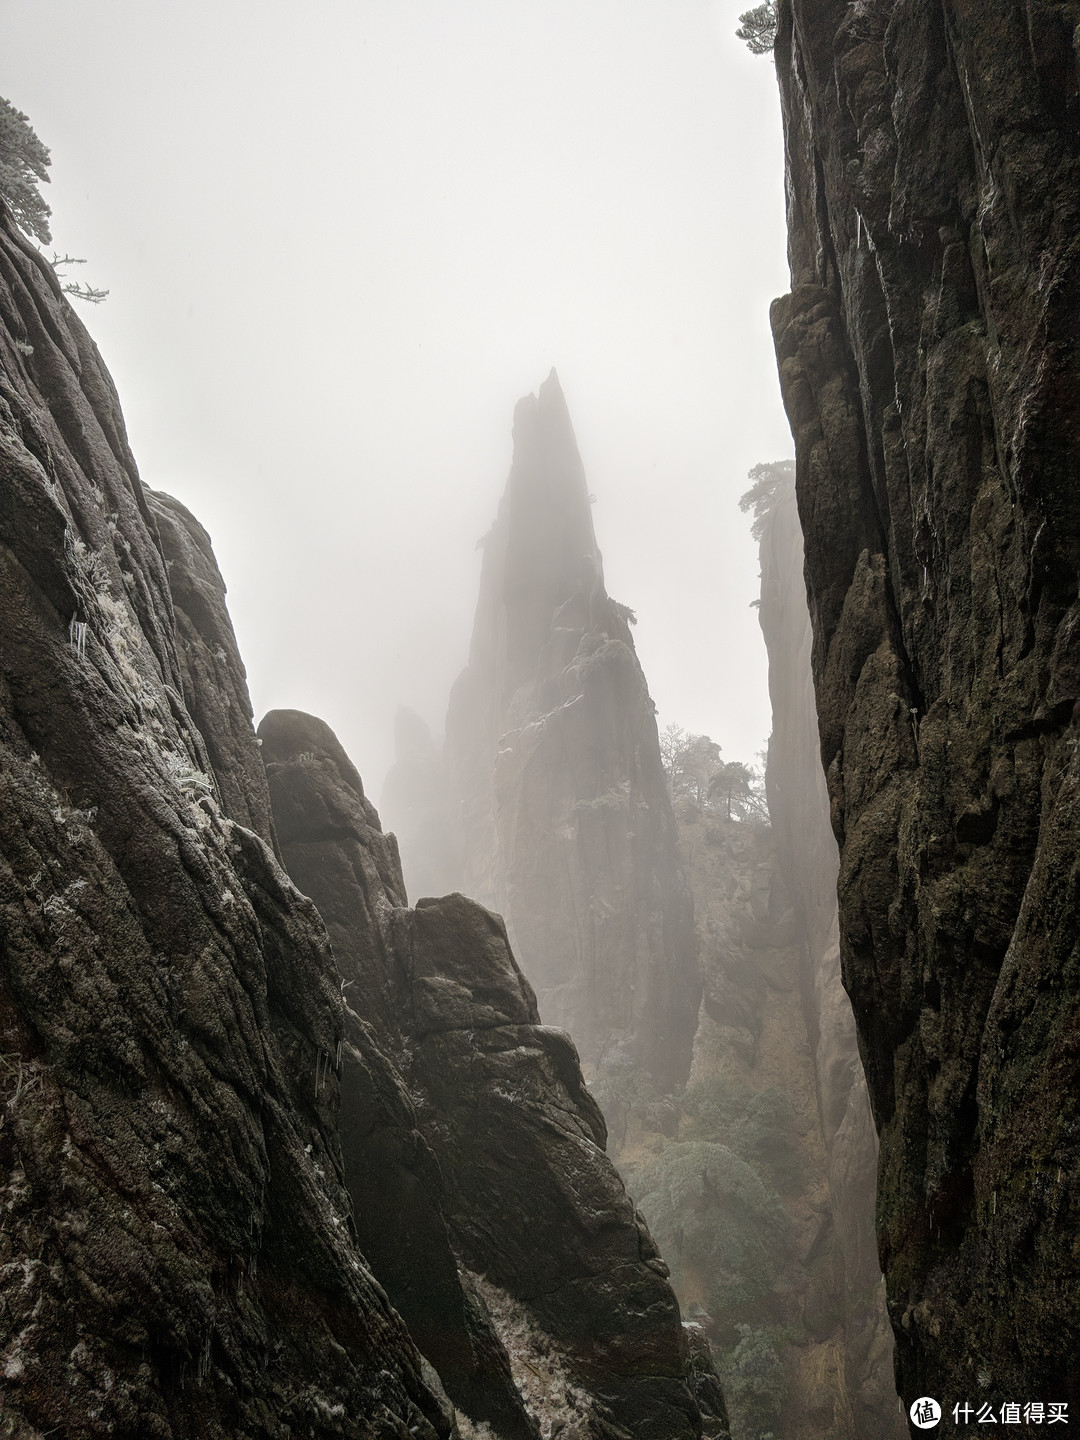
[952,1400,1070,1424]
[911,1397,943,1428]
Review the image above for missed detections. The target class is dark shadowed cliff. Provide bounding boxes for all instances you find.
[260,708,730,1440]
[0,210,452,1438]
[0,207,728,1440]
[439,371,699,1092]
[771,0,1080,1422]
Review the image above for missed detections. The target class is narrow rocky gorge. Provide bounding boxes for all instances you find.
[771,0,1080,1420]
[389,377,901,1439]
[0,207,726,1439]
[262,709,729,1440]
[9,4,1078,1426]
[591,481,900,1440]
[751,468,901,1440]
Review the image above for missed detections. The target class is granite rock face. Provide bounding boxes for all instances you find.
[755,475,901,1439]
[440,371,698,1090]
[262,709,729,1440]
[146,490,278,852]
[259,708,537,1440]
[771,0,1080,1417]
[0,212,450,1437]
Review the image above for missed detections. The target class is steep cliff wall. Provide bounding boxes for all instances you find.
[771,0,1080,1418]
[756,476,901,1438]
[0,212,451,1437]
[440,371,698,1091]
[147,490,279,851]
[0,203,726,1440]
[261,709,730,1440]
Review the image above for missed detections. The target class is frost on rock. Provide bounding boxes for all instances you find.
[469,1274,595,1439]
[163,748,214,798]
[455,1412,498,1440]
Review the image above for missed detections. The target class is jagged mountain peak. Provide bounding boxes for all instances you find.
[477,373,605,692]
[438,375,699,1091]
[509,365,578,460]
[0,220,728,1437]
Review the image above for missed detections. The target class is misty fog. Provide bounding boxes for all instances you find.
[1,0,791,794]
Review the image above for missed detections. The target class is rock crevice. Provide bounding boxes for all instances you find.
[263,708,728,1440]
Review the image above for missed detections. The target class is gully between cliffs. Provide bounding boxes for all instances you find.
[0,207,726,1440]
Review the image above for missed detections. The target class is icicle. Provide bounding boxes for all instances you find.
[68,615,88,660]
[856,210,864,250]
[314,1045,333,1097]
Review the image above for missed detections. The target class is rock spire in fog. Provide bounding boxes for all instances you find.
[442,370,699,1090]
[0,218,728,1440]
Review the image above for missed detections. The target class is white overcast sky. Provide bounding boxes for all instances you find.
[1,0,793,795]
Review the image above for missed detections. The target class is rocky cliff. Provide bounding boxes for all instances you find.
[0,209,451,1438]
[260,709,729,1440]
[0,208,727,1440]
[439,371,698,1091]
[421,372,900,1438]
[755,470,901,1439]
[771,0,1080,1419]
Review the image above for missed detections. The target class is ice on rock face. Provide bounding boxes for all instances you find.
[466,1275,594,1439]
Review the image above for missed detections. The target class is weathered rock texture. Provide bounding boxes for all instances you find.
[0,211,451,1437]
[771,0,1080,1419]
[259,708,536,1440]
[756,474,902,1439]
[440,370,698,1090]
[146,490,279,852]
[261,708,730,1440]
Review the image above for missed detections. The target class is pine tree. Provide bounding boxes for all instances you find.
[0,98,109,304]
[739,460,794,540]
[736,2,778,56]
[0,96,52,244]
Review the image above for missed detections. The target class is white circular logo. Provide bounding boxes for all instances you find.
[910,1398,942,1429]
